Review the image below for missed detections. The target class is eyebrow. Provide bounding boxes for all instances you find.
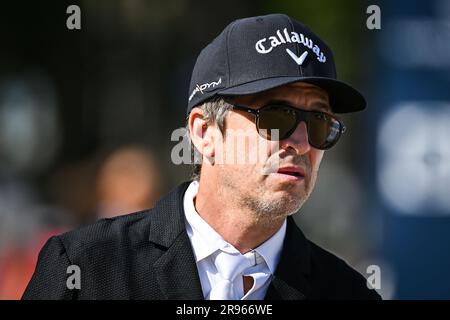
[310,101,332,113]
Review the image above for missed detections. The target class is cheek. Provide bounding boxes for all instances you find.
[249,135,279,164]
[310,149,324,173]
[221,115,269,166]
[216,131,261,167]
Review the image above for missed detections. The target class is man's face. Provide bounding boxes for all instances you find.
[215,82,330,220]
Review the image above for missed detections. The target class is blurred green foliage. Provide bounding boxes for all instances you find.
[262,0,368,81]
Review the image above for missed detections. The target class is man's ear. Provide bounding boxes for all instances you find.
[188,108,216,163]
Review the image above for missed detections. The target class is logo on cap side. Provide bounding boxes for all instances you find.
[255,28,326,63]
[189,77,222,102]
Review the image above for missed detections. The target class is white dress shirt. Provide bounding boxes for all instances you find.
[183,180,286,300]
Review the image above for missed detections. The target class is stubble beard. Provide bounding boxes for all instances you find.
[219,165,316,228]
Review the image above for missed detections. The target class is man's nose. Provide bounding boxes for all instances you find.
[280,121,311,154]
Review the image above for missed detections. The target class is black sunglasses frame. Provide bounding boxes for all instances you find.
[229,102,346,150]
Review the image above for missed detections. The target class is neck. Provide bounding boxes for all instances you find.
[194,178,285,254]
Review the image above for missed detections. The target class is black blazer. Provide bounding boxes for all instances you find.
[22,181,381,300]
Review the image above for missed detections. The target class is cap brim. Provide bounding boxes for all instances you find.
[218,76,366,113]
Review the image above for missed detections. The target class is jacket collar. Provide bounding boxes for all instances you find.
[149,181,204,299]
[148,181,312,300]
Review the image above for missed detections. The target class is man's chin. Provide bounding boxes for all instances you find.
[262,192,307,215]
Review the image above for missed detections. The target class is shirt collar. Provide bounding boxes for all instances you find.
[183,180,286,273]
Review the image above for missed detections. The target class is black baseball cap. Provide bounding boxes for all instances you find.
[187,13,366,114]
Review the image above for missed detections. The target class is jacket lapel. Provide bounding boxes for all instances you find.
[265,216,312,300]
[149,181,204,300]
[153,231,204,299]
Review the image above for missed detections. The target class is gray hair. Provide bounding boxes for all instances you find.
[186,97,234,181]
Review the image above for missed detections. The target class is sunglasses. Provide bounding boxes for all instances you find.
[229,102,346,150]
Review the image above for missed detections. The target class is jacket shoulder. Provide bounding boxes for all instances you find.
[58,210,153,261]
[23,182,191,299]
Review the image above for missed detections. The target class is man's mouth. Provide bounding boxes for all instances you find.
[276,166,306,178]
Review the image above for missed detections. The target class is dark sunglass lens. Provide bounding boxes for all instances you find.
[257,106,297,140]
[308,113,342,149]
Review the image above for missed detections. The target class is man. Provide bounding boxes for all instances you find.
[23,14,381,300]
